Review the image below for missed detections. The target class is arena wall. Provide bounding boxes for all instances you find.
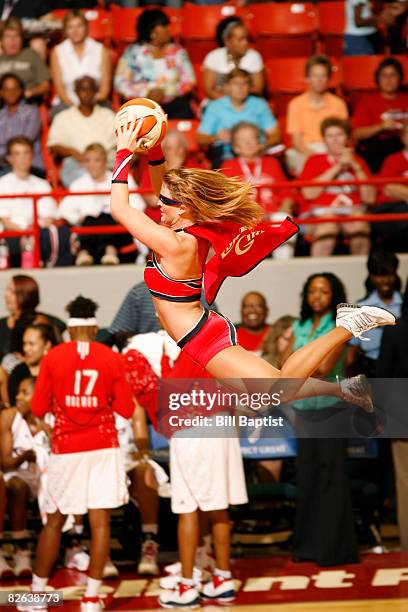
[1,254,408,327]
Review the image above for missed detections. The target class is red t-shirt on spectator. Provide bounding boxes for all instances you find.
[379,149,408,202]
[352,92,408,141]
[221,156,292,215]
[236,325,270,353]
[299,153,372,209]
[32,341,134,454]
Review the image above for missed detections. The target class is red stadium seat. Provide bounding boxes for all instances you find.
[181,3,246,63]
[110,6,181,51]
[317,1,345,57]
[167,119,200,152]
[51,8,112,44]
[265,57,342,116]
[192,62,205,102]
[247,3,318,59]
[342,55,408,106]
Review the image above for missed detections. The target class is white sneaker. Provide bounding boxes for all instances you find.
[339,375,374,413]
[80,596,104,612]
[64,546,90,572]
[101,246,119,265]
[13,549,32,577]
[159,582,200,609]
[138,538,159,575]
[75,250,94,266]
[200,573,236,603]
[0,552,14,579]
[164,560,181,575]
[336,303,396,341]
[102,557,119,578]
[160,567,202,590]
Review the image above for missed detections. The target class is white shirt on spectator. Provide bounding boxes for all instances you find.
[203,47,264,76]
[47,105,116,158]
[0,172,57,229]
[54,37,103,106]
[58,171,145,225]
[345,0,376,35]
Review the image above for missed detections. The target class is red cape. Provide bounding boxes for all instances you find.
[184,217,299,305]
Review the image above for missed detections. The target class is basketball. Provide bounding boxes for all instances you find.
[114,98,168,151]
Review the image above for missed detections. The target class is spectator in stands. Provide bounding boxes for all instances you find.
[0,275,65,363]
[221,122,297,258]
[347,250,402,377]
[300,117,374,256]
[47,75,116,187]
[286,55,348,176]
[235,292,270,355]
[0,376,49,577]
[376,119,408,250]
[291,272,359,566]
[203,16,265,100]
[114,8,196,119]
[50,10,112,113]
[8,323,57,407]
[263,315,296,370]
[352,57,408,173]
[0,73,43,177]
[377,279,408,549]
[0,136,58,263]
[0,17,50,102]
[197,68,279,168]
[344,0,389,55]
[109,282,160,345]
[140,129,208,223]
[58,143,145,266]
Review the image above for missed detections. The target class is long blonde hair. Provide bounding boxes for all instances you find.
[163,168,263,226]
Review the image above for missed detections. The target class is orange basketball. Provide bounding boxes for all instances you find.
[114,98,167,150]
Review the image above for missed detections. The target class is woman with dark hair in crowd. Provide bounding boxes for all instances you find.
[203,16,265,100]
[347,250,402,377]
[114,8,196,119]
[290,273,359,566]
[352,57,408,172]
[0,275,64,362]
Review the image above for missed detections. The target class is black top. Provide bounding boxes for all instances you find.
[0,312,65,361]
[8,361,30,407]
[377,318,408,378]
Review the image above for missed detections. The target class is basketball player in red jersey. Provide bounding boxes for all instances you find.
[110,118,396,607]
[25,296,134,612]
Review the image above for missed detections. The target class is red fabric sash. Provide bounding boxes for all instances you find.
[184,217,299,305]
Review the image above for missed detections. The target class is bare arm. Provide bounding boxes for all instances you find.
[132,399,150,457]
[383,183,408,200]
[251,70,265,96]
[50,49,72,106]
[0,410,36,469]
[351,157,376,204]
[50,145,83,162]
[291,133,316,156]
[95,46,112,103]
[301,162,343,200]
[265,126,281,147]
[203,68,223,100]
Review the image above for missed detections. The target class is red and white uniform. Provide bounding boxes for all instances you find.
[32,341,134,515]
[379,150,408,203]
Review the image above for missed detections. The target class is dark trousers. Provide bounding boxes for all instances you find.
[294,436,359,566]
[79,213,135,263]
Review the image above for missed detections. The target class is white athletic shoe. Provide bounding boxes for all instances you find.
[0,551,14,579]
[164,547,214,580]
[164,560,181,575]
[64,546,90,572]
[160,567,202,590]
[336,303,396,340]
[102,558,119,578]
[138,538,159,576]
[159,582,200,609]
[339,375,374,413]
[13,549,32,577]
[80,596,104,612]
[200,573,236,604]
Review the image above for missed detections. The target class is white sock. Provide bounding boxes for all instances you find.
[71,524,84,535]
[215,567,231,579]
[85,577,102,598]
[142,524,158,535]
[180,577,194,587]
[32,574,48,592]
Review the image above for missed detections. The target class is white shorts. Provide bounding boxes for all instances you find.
[43,447,129,515]
[170,429,248,514]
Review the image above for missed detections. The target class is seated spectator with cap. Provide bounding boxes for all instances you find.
[0,137,57,265]
[286,55,348,176]
[197,68,279,168]
[235,292,271,355]
[0,17,49,102]
[203,16,265,100]
[299,117,374,257]
[352,57,408,173]
[58,143,145,266]
[47,75,116,187]
[0,73,43,177]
